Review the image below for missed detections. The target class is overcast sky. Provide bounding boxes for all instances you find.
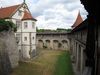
[0,0,88,29]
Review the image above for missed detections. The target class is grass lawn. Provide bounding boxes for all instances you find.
[11,50,74,75]
[54,52,74,75]
[11,62,41,75]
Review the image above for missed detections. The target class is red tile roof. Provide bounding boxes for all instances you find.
[22,10,37,21]
[72,12,83,28]
[0,4,21,19]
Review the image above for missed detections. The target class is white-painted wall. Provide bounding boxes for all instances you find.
[22,20,36,32]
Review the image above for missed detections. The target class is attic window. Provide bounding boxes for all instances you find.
[18,10,22,16]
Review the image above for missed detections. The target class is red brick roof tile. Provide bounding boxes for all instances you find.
[22,10,37,21]
[0,4,21,19]
[72,12,83,28]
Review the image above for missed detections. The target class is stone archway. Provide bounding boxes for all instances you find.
[45,40,51,49]
[53,40,59,50]
[38,39,44,49]
[62,40,68,50]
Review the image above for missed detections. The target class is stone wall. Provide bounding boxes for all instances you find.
[36,32,70,50]
[0,31,19,75]
[68,20,94,75]
[97,25,100,75]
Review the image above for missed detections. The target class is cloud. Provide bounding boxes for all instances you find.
[0,0,88,29]
[27,0,88,29]
[0,0,23,7]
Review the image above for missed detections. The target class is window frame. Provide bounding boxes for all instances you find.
[18,10,22,16]
[24,37,27,41]
[24,22,28,29]
[32,22,35,28]
[32,37,34,40]
[16,20,21,29]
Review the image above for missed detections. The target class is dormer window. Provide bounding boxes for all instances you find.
[24,22,28,29]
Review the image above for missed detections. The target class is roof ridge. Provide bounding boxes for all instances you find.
[0,4,22,9]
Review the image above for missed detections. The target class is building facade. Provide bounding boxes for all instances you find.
[0,3,37,59]
[69,9,100,75]
[68,12,89,75]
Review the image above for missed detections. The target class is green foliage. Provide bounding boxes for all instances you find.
[0,19,9,31]
[0,19,17,32]
[56,28,72,32]
[11,50,74,75]
[36,28,72,33]
[37,29,45,32]
[66,29,72,33]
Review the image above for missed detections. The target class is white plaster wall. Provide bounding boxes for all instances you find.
[31,33,36,44]
[22,46,30,59]
[22,20,36,32]
[22,33,29,45]
[10,4,36,59]
[12,6,24,20]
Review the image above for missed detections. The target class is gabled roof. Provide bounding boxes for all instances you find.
[0,4,21,19]
[72,12,83,28]
[22,10,37,21]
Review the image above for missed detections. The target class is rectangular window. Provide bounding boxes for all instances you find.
[16,33,21,43]
[24,22,28,29]
[32,22,35,28]
[16,33,21,37]
[24,37,27,41]
[16,20,21,29]
[32,37,34,40]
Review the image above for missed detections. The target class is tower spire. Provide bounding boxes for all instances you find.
[23,0,25,3]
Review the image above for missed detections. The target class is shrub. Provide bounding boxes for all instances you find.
[0,19,17,32]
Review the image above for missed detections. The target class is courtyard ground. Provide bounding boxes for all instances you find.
[11,50,74,75]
